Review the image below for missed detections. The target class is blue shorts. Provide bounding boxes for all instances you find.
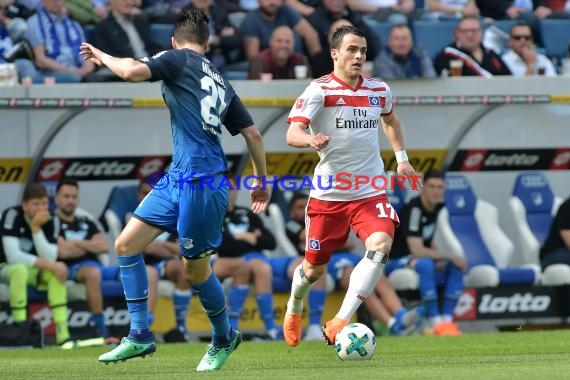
[134,172,230,259]
[327,253,361,288]
[67,260,120,282]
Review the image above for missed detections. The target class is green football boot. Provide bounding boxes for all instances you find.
[196,330,242,372]
[98,337,156,364]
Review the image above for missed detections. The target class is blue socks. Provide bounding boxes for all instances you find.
[227,285,249,329]
[90,313,109,337]
[192,272,231,346]
[118,255,152,342]
[308,288,326,325]
[173,289,192,331]
[256,292,277,332]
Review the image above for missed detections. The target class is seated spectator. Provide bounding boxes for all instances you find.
[0,183,71,346]
[540,196,570,270]
[386,170,466,336]
[26,0,96,83]
[184,0,243,70]
[347,0,415,25]
[0,0,41,82]
[248,25,311,79]
[53,178,118,341]
[211,176,280,340]
[14,0,41,14]
[306,0,381,68]
[545,0,570,12]
[501,22,556,76]
[93,0,162,57]
[135,180,192,340]
[434,16,511,76]
[310,17,350,77]
[286,0,320,17]
[373,23,436,79]
[421,0,480,21]
[240,0,322,62]
[65,0,97,25]
[90,0,109,22]
[140,0,192,23]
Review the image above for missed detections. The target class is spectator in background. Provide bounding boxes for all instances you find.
[434,16,511,76]
[53,178,118,341]
[373,23,436,79]
[248,25,311,79]
[65,0,97,25]
[286,0,320,17]
[421,0,480,21]
[240,0,321,62]
[15,0,40,13]
[90,0,109,21]
[0,183,71,346]
[347,0,415,25]
[0,0,41,82]
[545,0,570,12]
[184,0,243,70]
[140,0,192,23]
[135,180,192,341]
[212,176,280,340]
[540,196,570,270]
[310,17,350,77]
[386,170,466,336]
[307,0,381,68]
[26,0,96,83]
[502,22,556,76]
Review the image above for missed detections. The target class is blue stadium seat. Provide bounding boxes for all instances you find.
[412,20,458,59]
[487,19,518,35]
[362,19,391,47]
[436,174,540,287]
[539,19,570,58]
[150,23,174,50]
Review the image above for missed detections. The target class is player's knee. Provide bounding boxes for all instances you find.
[251,259,272,277]
[303,262,326,282]
[365,232,392,253]
[145,265,159,284]
[414,258,435,275]
[82,266,102,284]
[8,264,28,282]
[114,236,136,256]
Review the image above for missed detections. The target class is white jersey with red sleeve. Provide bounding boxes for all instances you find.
[287,73,394,201]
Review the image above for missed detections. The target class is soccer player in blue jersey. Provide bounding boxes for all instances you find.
[80,9,269,372]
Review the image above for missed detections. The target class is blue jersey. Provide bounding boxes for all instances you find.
[142,49,253,178]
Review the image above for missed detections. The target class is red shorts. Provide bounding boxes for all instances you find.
[304,194,400,266]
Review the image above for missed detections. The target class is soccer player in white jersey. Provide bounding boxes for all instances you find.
[282,24,421,347]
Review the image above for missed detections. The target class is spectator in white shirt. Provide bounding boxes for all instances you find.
[501,22,556,76]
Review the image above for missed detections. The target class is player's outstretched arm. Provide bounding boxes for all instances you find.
[79,43,151,82]
[241,125,270,214]
[381,111,422,190]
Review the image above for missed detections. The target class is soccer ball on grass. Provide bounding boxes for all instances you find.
[334,322,376,361]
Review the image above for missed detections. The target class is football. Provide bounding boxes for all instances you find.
[334,322,376,361]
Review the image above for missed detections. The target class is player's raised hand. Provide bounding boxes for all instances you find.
[397,162,423,191]
[309,133,330,151]
[80,43,104,66]
[250,187,270,214]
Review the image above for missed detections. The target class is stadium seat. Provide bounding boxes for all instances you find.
[436,174,540,287]
[149,24,174,50]
[412,20,458,59]
[539,19,570,58]
[362,19,391,47]
[509,172,567,285]
[385,171,407,213]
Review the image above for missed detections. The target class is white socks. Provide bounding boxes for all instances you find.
[287,263,313,313]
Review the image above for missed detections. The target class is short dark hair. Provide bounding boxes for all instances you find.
[174,8,210,46]
[509,22,533,37]
[22,183,48,202]
[330,25,365,50]
[56,178,78,193]
[423,169,445,183]
[288,192,309,210]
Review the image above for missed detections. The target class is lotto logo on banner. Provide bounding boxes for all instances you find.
[453,289,477,320]
[137,157,170,179]
[36,158,68,181]
[449,148,569,171]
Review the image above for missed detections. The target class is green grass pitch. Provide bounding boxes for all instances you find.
[2,330,570,379]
